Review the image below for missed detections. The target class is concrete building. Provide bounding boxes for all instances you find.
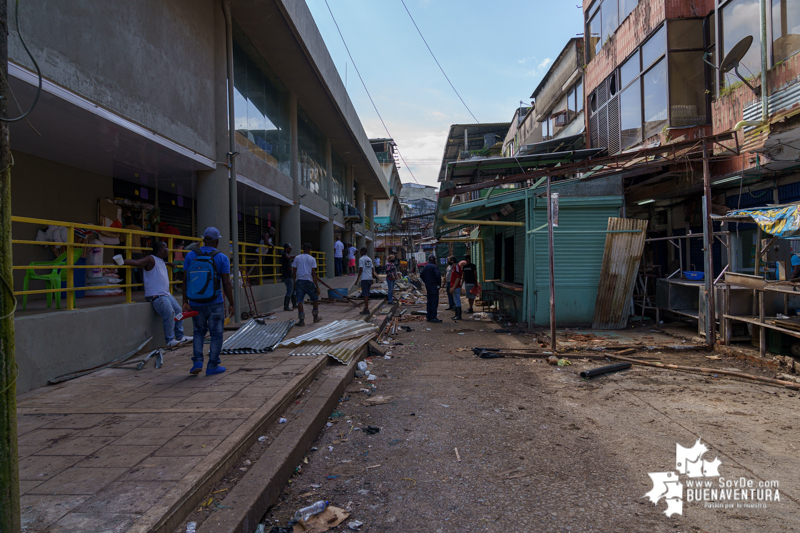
[531,38,585,147]
[370,138,403,231]
[8,0,388,392]
[501,105,537,157]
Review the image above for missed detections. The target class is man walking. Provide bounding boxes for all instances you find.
[281,243,296,311]
[334,235,344,277]
[420,254,442,323]
[124,241,192,347]
[356,247,378,315]
[448,255,463,321]
[182,227,235,376]
[444,260,455,310]
[292,243,322,326]
[462,255,478,314]
[347,242,358,275]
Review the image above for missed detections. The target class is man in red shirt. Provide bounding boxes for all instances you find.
[448,255,463,320]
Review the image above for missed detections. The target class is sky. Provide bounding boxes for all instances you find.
[305,0,584,187]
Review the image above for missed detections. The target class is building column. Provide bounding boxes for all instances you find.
[365,194,375,258]
[318,139,335,278]
[281,92,301,250]
[344,165,355,247]
[196,10,230,240]
[355,180,366,250]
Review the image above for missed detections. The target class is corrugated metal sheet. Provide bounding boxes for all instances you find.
[289,333,376,365]
[742,82,800,152]
[532,196,623,325]
[514,205,525,285]
[277,320,378,348]
[592,218,649,329]
[221,319,294,354]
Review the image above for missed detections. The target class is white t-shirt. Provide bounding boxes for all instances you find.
[348,246,357,259]
[292,254,317,282]
[334,240,344,258]
[359,255,374,281]
[143,256,170,298]
[375,257,381,267]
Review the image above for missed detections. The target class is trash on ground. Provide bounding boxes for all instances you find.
[348,520,364,530]
[186,522,197,533]
[258,436,267,442]
[557,358,571,366]
[292,505,349,533]
[362,395,393,406]
[454,447,461,462]
[547,356,559,365]
[367,374,377,381]
[580,362,632,379]
[279,418,287,424]
[364,425,380,434]
[357,361,368,372]
[294,500,330,522]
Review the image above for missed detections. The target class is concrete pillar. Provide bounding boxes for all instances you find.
[196,10,230,240]
[355,180,365,219]
[281,92,301,249]
[365,194,375,258]
[345,165,355,246]
[318,139,335,278]
[325,140,334,218]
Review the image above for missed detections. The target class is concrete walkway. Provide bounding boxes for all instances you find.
[16,292,378,533]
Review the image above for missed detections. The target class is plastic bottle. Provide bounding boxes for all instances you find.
[186,522,197,533]
[294,500,329,522]
[357,361,368,373]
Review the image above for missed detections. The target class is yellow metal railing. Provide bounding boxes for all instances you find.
[11,216,202,310]
[12,216,327,311]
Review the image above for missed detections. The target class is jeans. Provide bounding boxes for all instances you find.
[425,284,439,320]
[192,303,224,368]
[283,278,294,298]
[452,287,462,308]
[151,294,184,343]
[334,257,343,276]
[447,289,455,309]
[295,279,319,302]
[387,279,395,303]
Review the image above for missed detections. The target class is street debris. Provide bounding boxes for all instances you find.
[348,520,364,530]
[547,355,559,365]
[361,395,392,406]
[279,418,287,424]
[579,362,632,380]
[557,358,571,366]
[454,447,461,462]
[363,425,380,434]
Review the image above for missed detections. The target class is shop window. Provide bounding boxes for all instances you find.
[643,59,668,138]
[233,41,290,174]
[620,51,639,89]
[669,51,708,127]
[720,0,762,88]
[297,105,328,199]
[642,25,667,69]
[772,0,800,63]
[620,82,642,150]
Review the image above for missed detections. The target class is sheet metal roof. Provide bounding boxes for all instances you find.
[437,123,511,182]
[445,148,605,183]
[277,320,378,348]
[221,319,295,354]
[289,333,376,365]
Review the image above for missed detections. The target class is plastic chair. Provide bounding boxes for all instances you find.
[22,248,83,310]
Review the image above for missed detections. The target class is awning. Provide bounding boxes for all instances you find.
[724,205,800,238]
[518,133,586,155]
[445,148,605,183]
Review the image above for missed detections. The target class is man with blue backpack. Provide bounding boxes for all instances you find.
[182,227,235,376]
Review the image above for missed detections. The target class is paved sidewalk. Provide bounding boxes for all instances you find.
[17,296,377,533]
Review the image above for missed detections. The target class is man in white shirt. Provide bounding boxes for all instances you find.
[347,243,358,275]
[123,241,192,347]
[356,247,380,315]
[292,242,322,326]
[333,235,344,277]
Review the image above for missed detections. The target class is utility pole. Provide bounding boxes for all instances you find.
[702,140,716,346]
[547,175,556,351]
[0,2,21,530]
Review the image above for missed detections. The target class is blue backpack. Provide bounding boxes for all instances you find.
[186,250,221,303]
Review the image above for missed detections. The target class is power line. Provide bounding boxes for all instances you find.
[323,0,421,185]
[399,0,479,123]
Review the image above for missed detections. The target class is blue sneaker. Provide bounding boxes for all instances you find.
[206,366,226,376]
[189,362,203,375]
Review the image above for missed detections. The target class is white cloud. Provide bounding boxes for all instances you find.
[538,57,551,69]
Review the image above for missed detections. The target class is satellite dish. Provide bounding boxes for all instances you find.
[720,36,759,95]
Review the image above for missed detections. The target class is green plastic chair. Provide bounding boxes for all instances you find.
[22,248,83,310]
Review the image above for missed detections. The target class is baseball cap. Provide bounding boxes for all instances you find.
[203,227,221,240]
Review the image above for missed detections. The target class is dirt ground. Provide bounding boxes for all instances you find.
[253,309,800,533]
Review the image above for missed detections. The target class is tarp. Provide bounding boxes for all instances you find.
[728,205,800,238]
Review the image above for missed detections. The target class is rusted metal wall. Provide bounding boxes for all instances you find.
[592,217,649,329]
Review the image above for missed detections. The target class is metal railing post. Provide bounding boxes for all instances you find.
[125,230,132,304]
[167,236,174,295]
[66,226,75,310]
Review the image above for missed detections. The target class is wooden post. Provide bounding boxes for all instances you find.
[702,141,715,345]
[547,175,556,351]
[0,2,21,528]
